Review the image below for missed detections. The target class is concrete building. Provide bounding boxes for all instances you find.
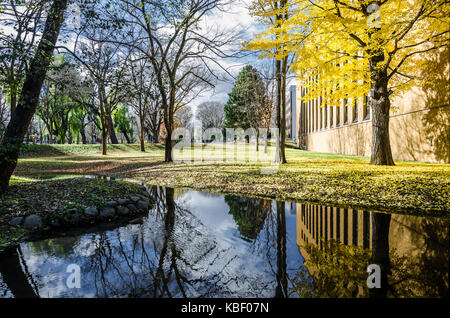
[293,50,449,163]
[286,85,297,141]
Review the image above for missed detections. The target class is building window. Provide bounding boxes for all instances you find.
[353,99,358,123]
[363,95,370,121]
[344,98,349,125]
[315,99,319,132]
[336,104,341,127]
[319,99,323,130]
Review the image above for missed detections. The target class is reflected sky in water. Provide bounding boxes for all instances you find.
[0,187,448,298]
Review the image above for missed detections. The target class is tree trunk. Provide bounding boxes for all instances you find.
[368,25,395,166]
[0,0,68,194]
[80,126,87,144]
[369,69,395,166]
[256,128,260,152]
[140,117,146,152]
[275,58,283,164]
[123,130,131,144]
[370,213,392,298]
[165,129,172,162]
[102,125,108,156]
[107,111,119,144]
[10,89,17,115]
[280,55,288,164]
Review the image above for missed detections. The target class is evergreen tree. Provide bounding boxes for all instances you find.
[224,65,264,130]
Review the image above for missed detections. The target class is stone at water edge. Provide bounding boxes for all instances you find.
[106,201,118,208]
[130,196,140,203]
[84,207,98,217]
[117,206,130,216]
[137,201,149,211]
[9,217,24,227]
[23,215,44,231]
[127,204,137,212]
[100,208,116,219]
[65,208,78,214]
[118,199,129,205]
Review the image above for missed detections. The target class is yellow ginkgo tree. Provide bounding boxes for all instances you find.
[248,0,449,166]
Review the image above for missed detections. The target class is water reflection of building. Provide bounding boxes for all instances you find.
[295,203,449,297]
[296,204,372,250]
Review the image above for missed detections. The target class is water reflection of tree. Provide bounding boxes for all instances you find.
[225,195,271,240]
[291,212,449,298]
[85,187,264,297]
[0,247,39,298]
[390,216,449,298]
[233,199,294,298]
[275,202,287,298]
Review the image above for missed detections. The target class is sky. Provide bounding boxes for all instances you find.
[192,0,297,113]
[192,0,263,110]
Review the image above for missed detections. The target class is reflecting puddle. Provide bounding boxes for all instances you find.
[0,187,448,298]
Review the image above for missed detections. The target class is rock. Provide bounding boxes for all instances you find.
[106,201,118,207]
[23,215,43,231]
[130,196,140,203]
[129,218,144,225]
[70,213,83,225]
[116,206,130,216]
[9,217,24,227]
[137,194,149,202]
[127,204,137,212]
[118,199,129,205]
[65,208,78,214]
[137,200,149,211]
[84,207,98,217]
[100,208,116,219]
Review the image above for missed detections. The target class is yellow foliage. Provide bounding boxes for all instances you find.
[246,0,450,105]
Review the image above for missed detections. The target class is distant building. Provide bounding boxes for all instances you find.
[286,85,297,141]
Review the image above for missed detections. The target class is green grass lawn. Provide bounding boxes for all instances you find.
[10,143,450,216]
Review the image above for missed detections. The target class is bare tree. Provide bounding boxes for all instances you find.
[0,88,9,136]
[0,0,47,114]
[177,105,193,130]
[106,0,238,162]
[76,27,129,155]
[122,53,157,152]
[196,101,224,130]
[251,66,275,153]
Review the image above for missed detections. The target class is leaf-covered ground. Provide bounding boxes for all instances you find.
[12,143,450,216]
[0,177,143,223]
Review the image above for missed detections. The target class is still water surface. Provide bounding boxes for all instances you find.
[0,187,448,298]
